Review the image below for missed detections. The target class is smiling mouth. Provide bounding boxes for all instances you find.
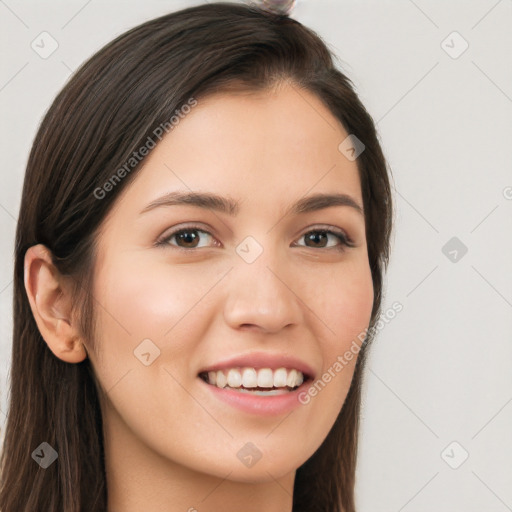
[198,367,311,396]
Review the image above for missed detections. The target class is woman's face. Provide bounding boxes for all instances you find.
[87,81,373,485]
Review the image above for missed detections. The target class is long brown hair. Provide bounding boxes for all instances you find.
[0,3,393,511]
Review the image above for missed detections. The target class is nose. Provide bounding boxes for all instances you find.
[223,252,304,334]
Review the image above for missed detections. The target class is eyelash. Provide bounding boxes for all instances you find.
[155,223,355,252]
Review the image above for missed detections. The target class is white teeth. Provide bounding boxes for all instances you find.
[286,369,297,387]
[204,367,305,390]
[216,371,227,388]
[286,369,304,387]
[273,368,288,388]
[242,368,257,388]
[227,369,242,388]
[257,368,274,388]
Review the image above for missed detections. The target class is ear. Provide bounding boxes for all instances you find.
[24,244,88,363]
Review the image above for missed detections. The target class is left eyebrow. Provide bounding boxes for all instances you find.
[139,191,364,217]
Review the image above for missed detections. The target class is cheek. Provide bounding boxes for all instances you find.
[97,252,216,330]
[309,259,374,345]
[289,261,373,451]
[88,253,220,386]
[307,259,373,399]
[332,273,374,342]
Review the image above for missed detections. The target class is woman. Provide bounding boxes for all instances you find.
[0,2,393,511]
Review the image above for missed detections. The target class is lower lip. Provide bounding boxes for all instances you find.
[199,377,311,416]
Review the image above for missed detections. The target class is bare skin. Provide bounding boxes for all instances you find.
[24,80,373,511]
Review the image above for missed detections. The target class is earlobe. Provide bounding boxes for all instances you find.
[24,244,88,364]
[55,318,88,363]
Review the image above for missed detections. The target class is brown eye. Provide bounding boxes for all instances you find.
[173,229,201,248]
[158,226,216,249]
[296,228,354,251]
[305,231,329,248]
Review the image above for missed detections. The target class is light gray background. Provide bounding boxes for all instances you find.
[1,0,511,510]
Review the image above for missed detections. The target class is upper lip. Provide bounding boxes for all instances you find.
[198,352,316,380]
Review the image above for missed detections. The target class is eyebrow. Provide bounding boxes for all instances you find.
[139,191,364,217]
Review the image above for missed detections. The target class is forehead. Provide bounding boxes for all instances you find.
[104,82,363,223]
